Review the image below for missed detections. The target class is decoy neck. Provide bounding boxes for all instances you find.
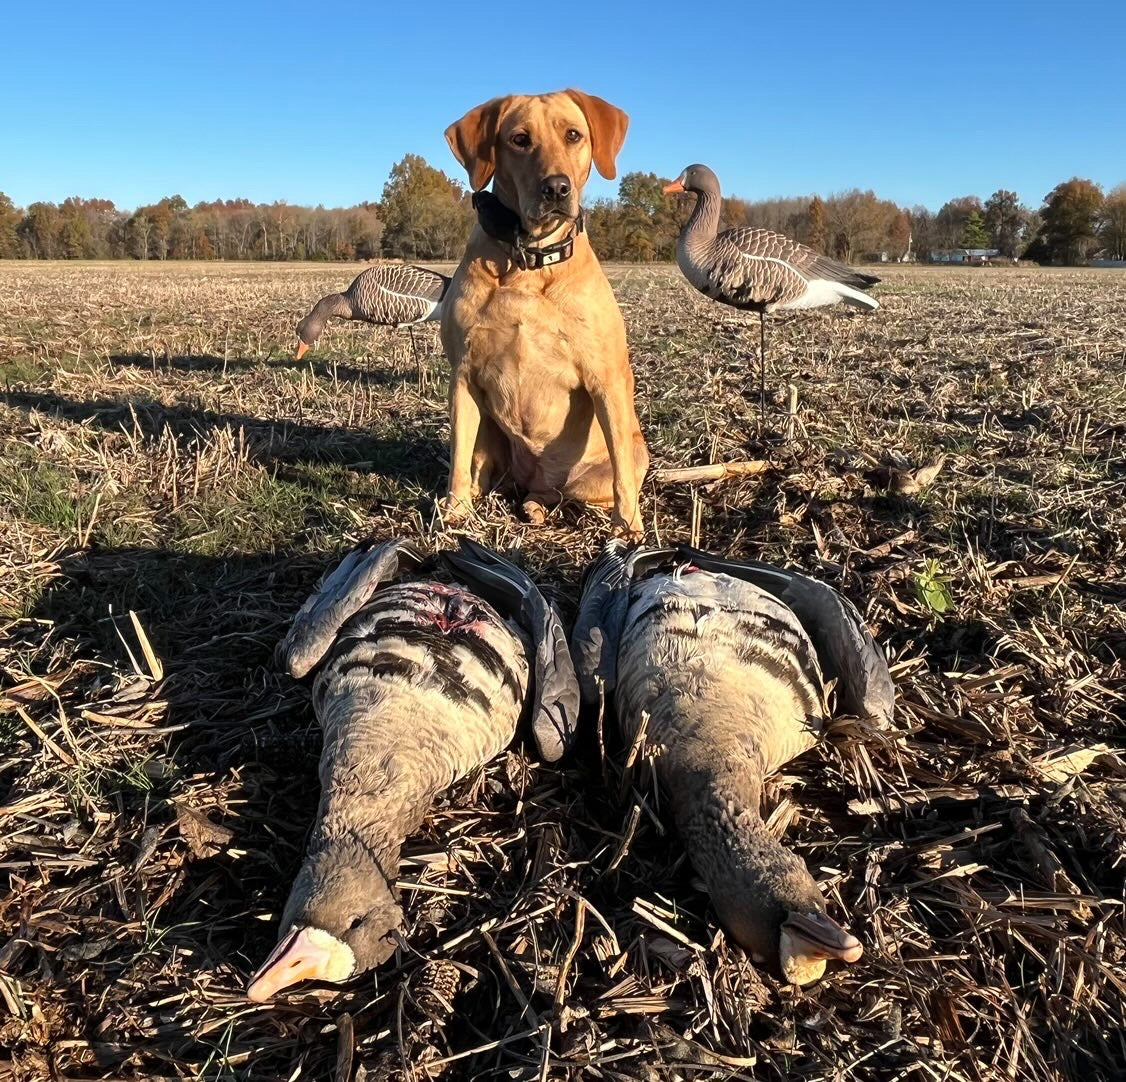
[295,293,354,359]
[665,164,723,252]
[673,754,862,985]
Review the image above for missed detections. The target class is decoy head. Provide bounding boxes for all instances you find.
[246,843,402,1002]
[663,164,720,197]
[707,832,863,986]
[294,312,316,360]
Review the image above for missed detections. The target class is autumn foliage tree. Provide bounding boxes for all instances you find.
[0,194,22,258]
[1099,183,1126,260]
[806,196,828,253]
[1037,178,1104,264]
[380,154,472,260]
[1,167,1121,266]
[935,196,983,250]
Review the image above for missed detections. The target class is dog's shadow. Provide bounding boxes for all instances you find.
[107,349,433,389]
[0,388,449,494]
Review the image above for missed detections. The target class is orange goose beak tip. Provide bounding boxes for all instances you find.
[294,340,309,360]
[663,180,685,194]
[246,927,352,1002]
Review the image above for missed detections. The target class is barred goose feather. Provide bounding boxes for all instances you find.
[246,537,579,1002]
[573,541,893,985]
[295,262,451,359]
[664,164,878,408]
[665,165,879,314]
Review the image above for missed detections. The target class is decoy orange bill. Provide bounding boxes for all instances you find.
[295,339,310,360]
[663,179,686,194]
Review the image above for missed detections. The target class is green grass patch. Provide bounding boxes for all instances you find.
[0,450,98,533]
[1,354,52,385]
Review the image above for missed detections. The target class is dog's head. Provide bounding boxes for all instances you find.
[446,89,628,239]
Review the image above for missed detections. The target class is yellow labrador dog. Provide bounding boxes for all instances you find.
[439,89,648,539]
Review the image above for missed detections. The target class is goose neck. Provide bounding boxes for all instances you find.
[684,187,722,246]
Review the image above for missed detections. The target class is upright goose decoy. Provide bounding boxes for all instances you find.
[663,164,879,411]
[295,262,451,359]
[246,536,579,1002]
[573,541,894,985]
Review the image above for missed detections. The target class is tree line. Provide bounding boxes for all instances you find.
[1,155,1123,265]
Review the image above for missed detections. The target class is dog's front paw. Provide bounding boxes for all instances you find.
[436,494,472,525]
[522,499,547,526]
[610,511,644,542]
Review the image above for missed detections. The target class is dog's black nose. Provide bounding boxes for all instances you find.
[540,175,571,203]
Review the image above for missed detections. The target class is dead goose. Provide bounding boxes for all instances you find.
[572,541,894,984]
[246,536,579,1002]
[294,262,451,359]
[663,164,879,411]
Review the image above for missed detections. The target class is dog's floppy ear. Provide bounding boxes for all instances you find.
[564,90,629,181]
[445,98,504,192]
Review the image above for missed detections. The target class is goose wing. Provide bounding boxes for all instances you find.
[442,537,579,762]
[279,538,429,680]
[677,546,894,725]
[571,541,679,704]
[347,263,452,324]
[380,263,451,305]
[719,228,880,291]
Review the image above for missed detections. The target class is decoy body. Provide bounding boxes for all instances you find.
[573,542,894,984]
[295,263,451,359]
[246,537,579,1002]
[664,164,879,409]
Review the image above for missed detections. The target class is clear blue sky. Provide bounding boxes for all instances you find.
[4,0,1124,213]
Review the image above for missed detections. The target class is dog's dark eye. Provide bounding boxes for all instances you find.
[565,128,582,144]
[510,132,531,149]
[346,915,364,930]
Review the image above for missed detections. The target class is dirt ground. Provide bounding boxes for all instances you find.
[1,261,1124,1081]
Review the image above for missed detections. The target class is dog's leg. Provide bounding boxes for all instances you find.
[471,416,506,499]
[588,380,645,540]
[439,374,484,524]
[564,433,649,525]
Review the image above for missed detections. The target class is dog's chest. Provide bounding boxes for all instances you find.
[464,287,590,435]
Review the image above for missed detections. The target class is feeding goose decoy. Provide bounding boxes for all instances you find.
[246,536,579,1002]
[294,262,451,359]
[572,541,894,985]
[663,164,879,412]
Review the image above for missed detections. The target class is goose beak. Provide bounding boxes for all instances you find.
[246,925,356,1002]
[663,178,686,194]
[779,912,863,986]
[295,339,310,361]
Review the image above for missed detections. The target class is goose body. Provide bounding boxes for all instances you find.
[664,164,879,409]
[247,537,578,1002]
[573,542,893,984]
[295,262,452,359]
[665,165,879,315]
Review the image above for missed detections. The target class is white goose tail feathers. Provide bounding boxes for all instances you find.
[278,538,428,680]
[831,280,880,310]
[791,277,879,311]
[442,537,580,763]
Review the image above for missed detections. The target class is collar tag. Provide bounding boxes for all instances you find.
[473,189,583,272]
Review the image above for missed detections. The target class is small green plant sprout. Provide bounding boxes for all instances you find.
[913,558,955,616]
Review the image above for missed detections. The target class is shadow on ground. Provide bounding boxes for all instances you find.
[0,389,448,490]
[108,350,434,388]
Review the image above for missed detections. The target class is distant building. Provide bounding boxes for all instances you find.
[929,248,1002,265]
